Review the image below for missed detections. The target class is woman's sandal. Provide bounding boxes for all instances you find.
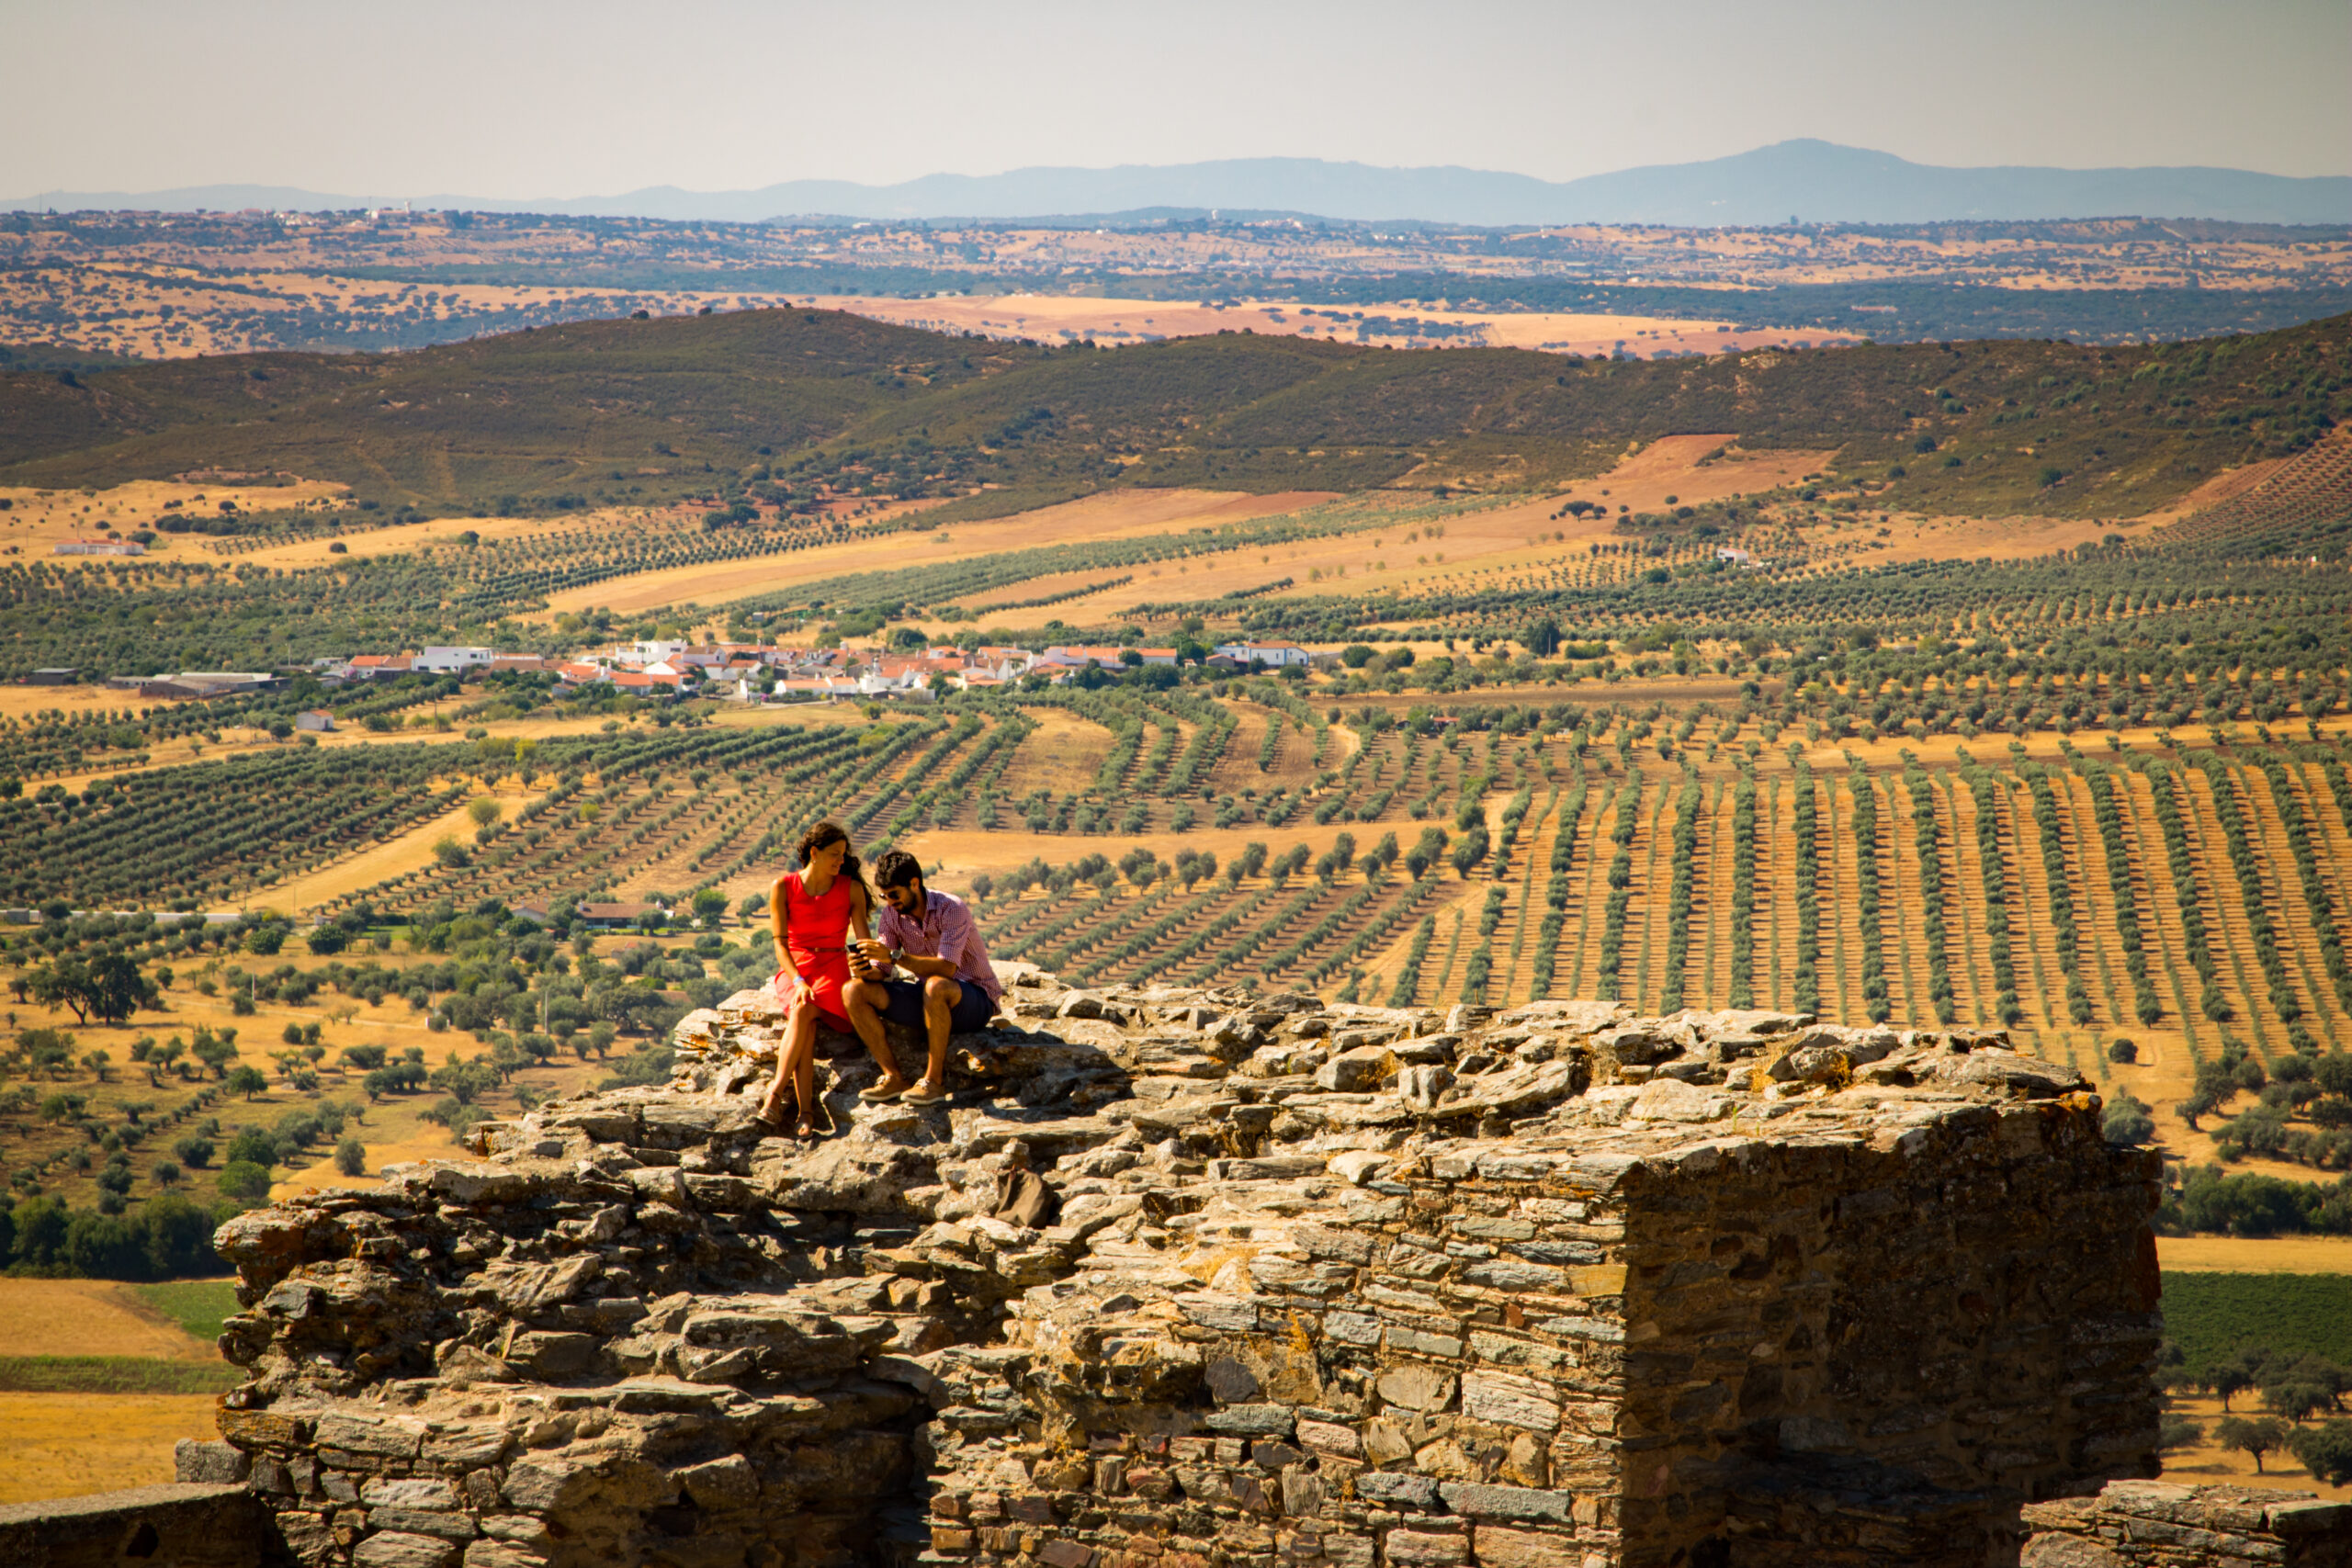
[755,1079,805,1131]
[758,1093,821,1141]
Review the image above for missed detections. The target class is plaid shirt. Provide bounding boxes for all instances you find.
[876,887,1001,1003]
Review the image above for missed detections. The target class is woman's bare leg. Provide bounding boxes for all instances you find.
[759,1042,793,1124]
[763,1002,821,1133]
[784,1001,820,1134]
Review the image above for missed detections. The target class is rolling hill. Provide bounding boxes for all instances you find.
[2,305,2346,528]
[11,142,2349,226]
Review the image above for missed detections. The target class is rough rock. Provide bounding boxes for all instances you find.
[201,977,2169,1568]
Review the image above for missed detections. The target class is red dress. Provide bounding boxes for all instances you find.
[775,871,854,1027]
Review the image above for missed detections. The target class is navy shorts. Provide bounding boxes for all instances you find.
[879,976,994,1033]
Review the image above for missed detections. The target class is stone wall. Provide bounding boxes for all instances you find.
[197,975,2166,1568]
[1616,1096,2163,1560]
[2020,1480,2352,1565]
[0,1482,278,1567]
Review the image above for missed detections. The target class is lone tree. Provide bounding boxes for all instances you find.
[2217,1416,2290,1473]
[29,957,92,1023]
[30,952,154,1026]
[2211,1363,2248,1419]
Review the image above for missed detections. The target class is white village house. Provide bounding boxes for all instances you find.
[413,646,494,674]
[1213,640,1310,668]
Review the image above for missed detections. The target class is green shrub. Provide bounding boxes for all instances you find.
[216,1160,271,1201]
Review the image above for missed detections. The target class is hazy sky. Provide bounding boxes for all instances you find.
[6,0,2346,197]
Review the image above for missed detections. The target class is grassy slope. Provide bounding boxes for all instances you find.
[3,306,2344,523]
[0,308,1003,498]
[0,1357,239,1394]
[128,1280,239,1341]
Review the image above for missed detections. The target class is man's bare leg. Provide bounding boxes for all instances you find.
[843,976,910,1091]
[919,976,962,1092]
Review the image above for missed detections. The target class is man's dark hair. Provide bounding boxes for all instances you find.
[873,849,923,890]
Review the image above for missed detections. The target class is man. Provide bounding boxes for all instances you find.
[844,849,1001,1105]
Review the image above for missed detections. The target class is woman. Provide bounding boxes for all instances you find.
[756,818,875,1137]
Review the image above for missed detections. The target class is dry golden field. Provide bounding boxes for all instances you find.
[0,478,351,564]
[531,488,1334,621]
[0,1279,235,1504]
[801,292,1821,357]
[0,1393,223,1503]
[0,1279,220,1359]
[2159,1235,2352,1273]
[924,439,1843,626]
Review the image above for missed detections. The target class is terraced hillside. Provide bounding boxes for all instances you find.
[19,672,2352,1043]
[2164,424,2352,557]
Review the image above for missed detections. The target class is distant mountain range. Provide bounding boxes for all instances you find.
[9,141,2348,228]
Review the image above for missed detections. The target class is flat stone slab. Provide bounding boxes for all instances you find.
[0,1483,273,1568]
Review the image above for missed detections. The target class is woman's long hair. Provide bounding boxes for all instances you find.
[795,818,873,911]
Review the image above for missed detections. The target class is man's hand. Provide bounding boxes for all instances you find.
[855,939,893,972]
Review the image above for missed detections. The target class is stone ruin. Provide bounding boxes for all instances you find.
[147,972,2346,1568]
[2019,1481,2351,1566]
